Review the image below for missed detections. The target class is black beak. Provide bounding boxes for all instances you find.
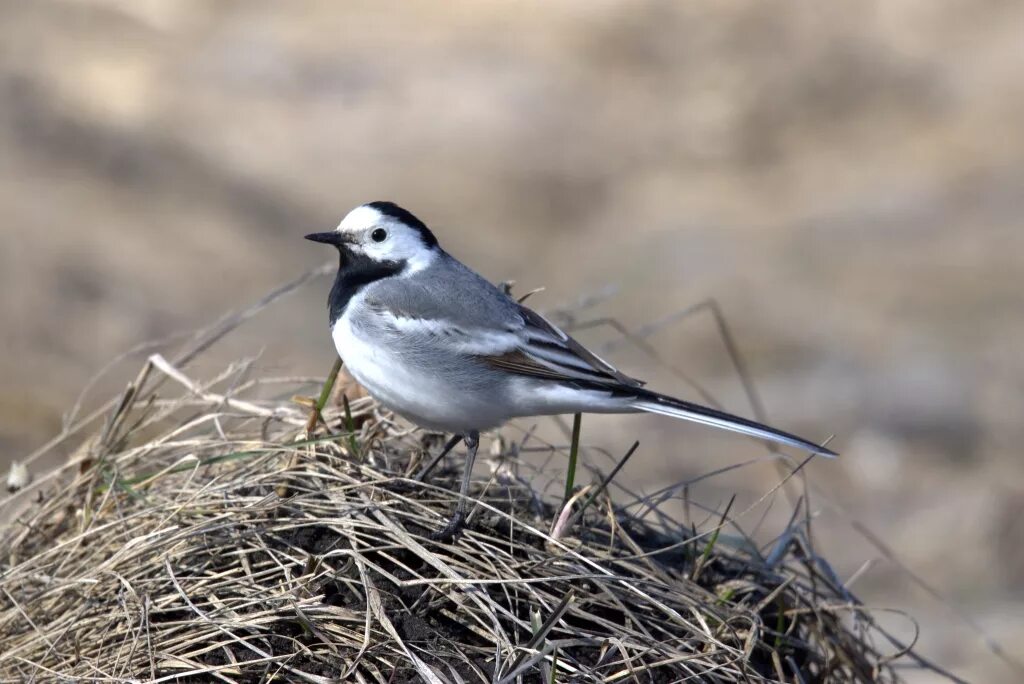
[304,231,348,246]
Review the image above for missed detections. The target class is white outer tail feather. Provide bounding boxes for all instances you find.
[630,397,836,457]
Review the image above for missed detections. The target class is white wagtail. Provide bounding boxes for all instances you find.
[307,201,836,538]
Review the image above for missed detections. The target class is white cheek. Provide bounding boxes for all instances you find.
[378,235,413,262]
[346,244,370,259]
[366,241,397,261]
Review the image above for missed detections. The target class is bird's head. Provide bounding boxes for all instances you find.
[305,201,440,273]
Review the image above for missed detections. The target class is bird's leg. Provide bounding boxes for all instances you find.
[430,431,479,541]
[416,434,464,482]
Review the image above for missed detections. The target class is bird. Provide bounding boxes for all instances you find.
[306,201,836,539]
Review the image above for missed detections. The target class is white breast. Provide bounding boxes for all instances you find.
[331,300,508,433]
[331,307,415,411]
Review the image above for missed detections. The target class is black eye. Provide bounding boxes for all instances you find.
[371,228,388,242]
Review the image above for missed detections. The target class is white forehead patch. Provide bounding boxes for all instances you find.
[337,205,385,233]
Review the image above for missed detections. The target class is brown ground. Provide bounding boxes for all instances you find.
[2,1,1022,681]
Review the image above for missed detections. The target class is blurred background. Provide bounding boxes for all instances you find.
[2,1,1022,680]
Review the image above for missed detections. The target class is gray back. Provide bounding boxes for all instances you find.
[364,252,521,331]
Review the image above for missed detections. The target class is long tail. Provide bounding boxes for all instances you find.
[629,388,837,457]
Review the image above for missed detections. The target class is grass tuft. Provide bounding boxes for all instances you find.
[0,275,946,682]
[0,354,925,683]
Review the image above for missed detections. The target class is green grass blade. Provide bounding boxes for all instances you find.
[562,413,583,507]
[341,393,359,456]
[692,494,736,582]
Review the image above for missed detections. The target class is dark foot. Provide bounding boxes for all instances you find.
[429,509,467,542]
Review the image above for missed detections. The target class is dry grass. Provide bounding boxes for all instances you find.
[0,279,943,683]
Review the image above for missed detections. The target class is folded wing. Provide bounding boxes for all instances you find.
[484,305,644,388]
